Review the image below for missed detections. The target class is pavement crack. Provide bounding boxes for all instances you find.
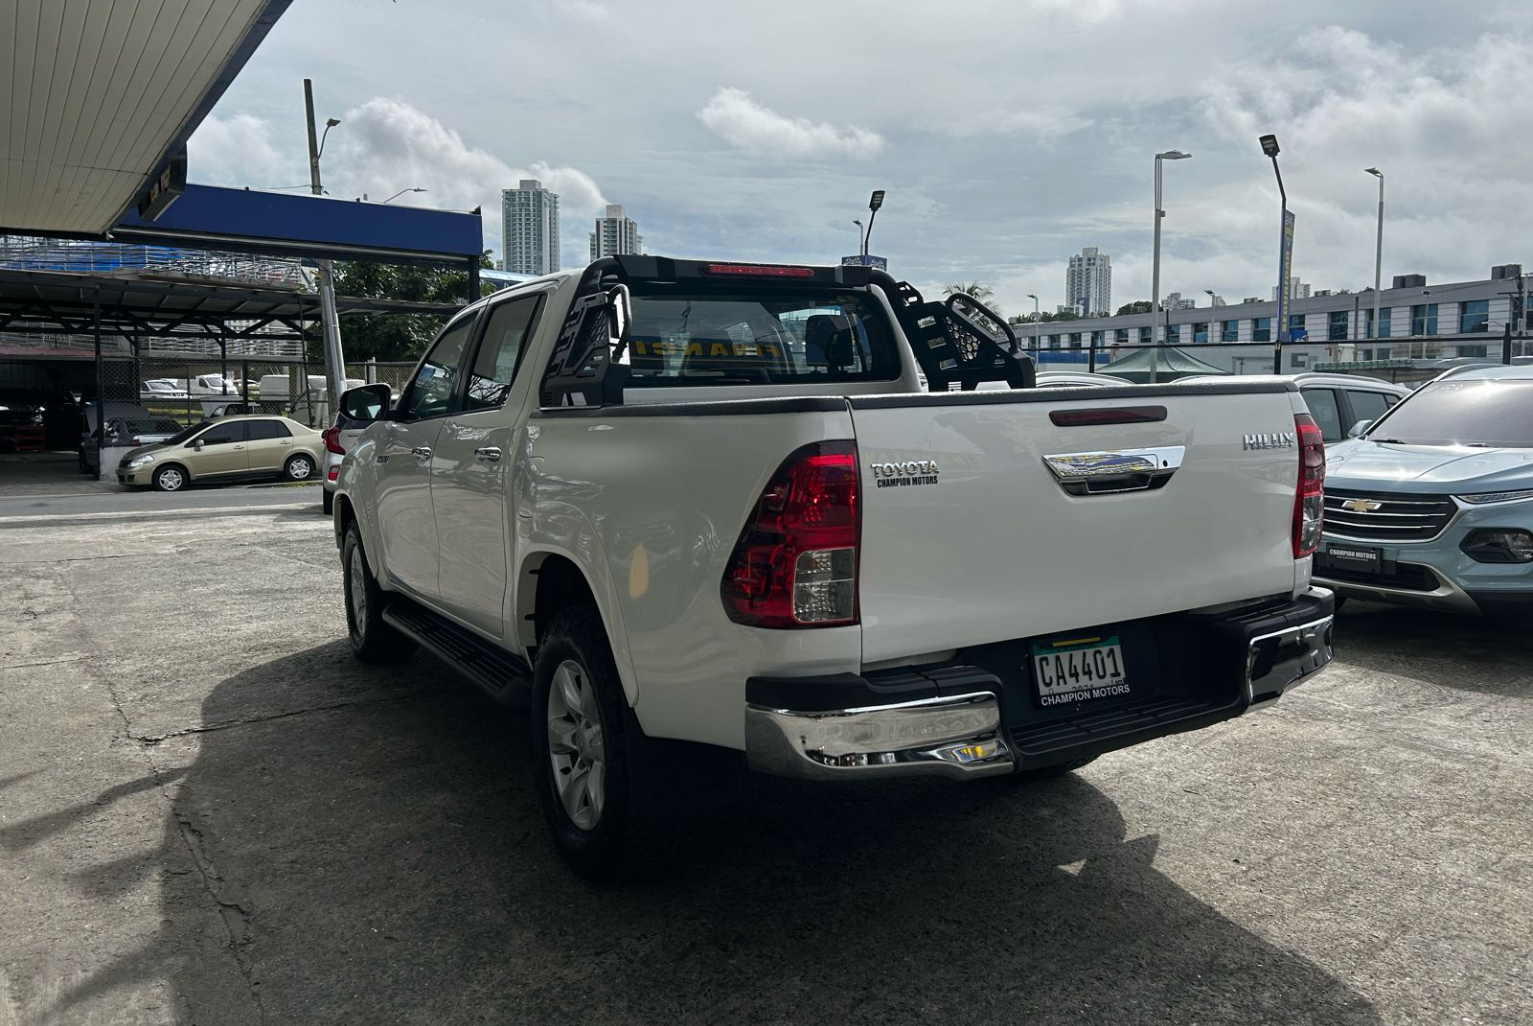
[130,689,434,746]
[1,655,88,670]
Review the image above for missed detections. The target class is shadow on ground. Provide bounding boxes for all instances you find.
[1336,601,1533,697]
[41,642,1383,1025]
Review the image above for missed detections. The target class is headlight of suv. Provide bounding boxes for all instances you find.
[1456,489,1533,505]
[127,454,155,469]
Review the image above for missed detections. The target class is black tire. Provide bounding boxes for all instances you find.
[531,605,636,879]
[284,453,316,482]
[322,489,334,516]
[342,523,415,664]
[152,463,188,492]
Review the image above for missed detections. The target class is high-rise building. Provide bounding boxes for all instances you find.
[1272,277,1312,300]
[589,204,642,262]
[1065,247,1112,316]
[501,180,560,276]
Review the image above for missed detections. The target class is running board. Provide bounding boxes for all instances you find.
[382,596,532,704]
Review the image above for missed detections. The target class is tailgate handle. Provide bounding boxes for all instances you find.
[1042,446,1185,496]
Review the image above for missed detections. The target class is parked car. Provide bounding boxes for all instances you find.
[140,379,189,401]
[0,404,46,452]
[115,415,324,491]
[1314,365,1533,617]
[80,415,185,474]
[330,255,1334,876]
[1183,372,1411,444]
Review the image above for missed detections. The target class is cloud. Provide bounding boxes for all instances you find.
[697,87,884,159]
[552,0,608,21]
[186,112,290,189]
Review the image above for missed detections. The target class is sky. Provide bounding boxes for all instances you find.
[190,0,1533,317]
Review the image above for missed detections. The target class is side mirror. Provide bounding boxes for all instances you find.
[340,383,391,423]
[190,439,204,451]
[1347,419,1373,438]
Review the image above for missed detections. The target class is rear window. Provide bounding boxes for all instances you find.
[622,289,897,386]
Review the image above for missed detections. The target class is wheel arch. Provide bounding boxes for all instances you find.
[154,460,192,484]
[516,547,638,706]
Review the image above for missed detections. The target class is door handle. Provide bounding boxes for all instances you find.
[474,446,503,463]
[411,446,432,461]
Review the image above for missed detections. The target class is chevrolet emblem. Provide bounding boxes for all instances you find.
[1341,498,1383,512]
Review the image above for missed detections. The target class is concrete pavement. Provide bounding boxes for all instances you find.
[1,508,1529,1024]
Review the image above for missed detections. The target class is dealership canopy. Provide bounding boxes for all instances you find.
[1096,345,1231,383]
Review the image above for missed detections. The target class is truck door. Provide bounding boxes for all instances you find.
[430,292,545,637]
[374,313,479,599]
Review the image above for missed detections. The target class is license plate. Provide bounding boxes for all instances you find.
[1324,543,1382,572]
[1031,635,1130,707]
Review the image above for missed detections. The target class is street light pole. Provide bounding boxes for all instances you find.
[1366,168,1383,342]
[1151,150,1191,384]
[853,219,864,257]
[1027,293,1040,359]
[382,187,427,204]
[304,79,347,408]
[1260,134,1290,374]
[862,190,885,259]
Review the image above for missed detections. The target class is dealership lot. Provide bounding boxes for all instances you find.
[1,503,1528,1026]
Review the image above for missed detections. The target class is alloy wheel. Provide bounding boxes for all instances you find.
[545,659,606,830]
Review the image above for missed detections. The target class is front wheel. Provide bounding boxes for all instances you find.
[342,523,415,664]
[285,453,316,481]
[152,464,187,492]
[531,605,635,879]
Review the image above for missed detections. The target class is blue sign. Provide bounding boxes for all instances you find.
[1275,208,1296,342]
[841,254,888,271]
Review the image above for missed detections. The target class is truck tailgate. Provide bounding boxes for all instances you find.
[850,385,1304,664]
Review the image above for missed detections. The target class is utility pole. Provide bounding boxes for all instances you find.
[305,79,347,404]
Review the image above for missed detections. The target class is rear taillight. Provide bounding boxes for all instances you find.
[322,426,346,455]
[1293,412,1325,558]
[722,441,860,628]
[327,465,340,482]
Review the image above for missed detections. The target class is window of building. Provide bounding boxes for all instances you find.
[1253,317,1271,342]
[1049,335,1060,350]
[1221,319,1239,342]
[1287,313,1307,340]
[1192,322,1208,344]
[1138,326,1152,343]
[1166,324,1180,344]
[1459,300,1489,334]
[1069,332,1082,349]
[1411,303,1438,336]
[1115,328,1128,344]
[1291,352,1309,368]
[1377,346,1392,360]
[1327,310,1348,341]
[1091,330,1104,347]
[1458,344,1488,358]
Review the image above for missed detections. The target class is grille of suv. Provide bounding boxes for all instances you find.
[1323,488,1457,542]
[1312,556,1438,592]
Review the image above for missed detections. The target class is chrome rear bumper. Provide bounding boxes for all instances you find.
[745,692,1015,780]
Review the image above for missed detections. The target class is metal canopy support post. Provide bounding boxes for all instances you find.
[468,258,480,304]
[92,286,103,447]
[305,78,348,404]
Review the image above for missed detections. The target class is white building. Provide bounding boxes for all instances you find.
[1065,246,1112,316]
[1022,265,1531,374]
[589,204,642,262]
[501,180,560,276]
[1272,277,1313,301]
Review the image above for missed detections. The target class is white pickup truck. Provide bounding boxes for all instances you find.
[331,256,1334,876]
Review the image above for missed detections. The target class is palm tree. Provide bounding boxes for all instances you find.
[943,281,997,308]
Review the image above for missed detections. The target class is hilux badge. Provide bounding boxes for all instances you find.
[1242,432,1296,450]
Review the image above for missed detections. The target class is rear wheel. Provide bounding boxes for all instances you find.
[284,453,316,481]
[531,605,635,879]
[152,464,187,492]
[342,523,414,663]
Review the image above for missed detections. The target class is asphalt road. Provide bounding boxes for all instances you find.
[1,507,1529,1025]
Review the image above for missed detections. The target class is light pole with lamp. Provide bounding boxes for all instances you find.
[1027,293,1041,360]
[1260,133,1291,374]
[1365,167,1384,342]
[382,187,427,204]
[862,190,885,259]
[852,219,864,257]
[1151,149,1192,384]
[304,79,347,406]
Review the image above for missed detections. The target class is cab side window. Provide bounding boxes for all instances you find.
[464,295,544,412]
[198,421,248,446]
[402,315,477,420]
[1301,387,1345,442]
[245,419,291,440]
[1347,389,1392,428]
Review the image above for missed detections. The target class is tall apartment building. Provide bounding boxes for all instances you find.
[501,180,560,276]
[1065,247,1112,316]
[1272,277,1312,300]
[589,205,642,262]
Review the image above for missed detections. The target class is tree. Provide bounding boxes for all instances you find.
[1043,310,1081,323]
[943,281,999,314]
[1115,300,1153,316]
[318,251,495,363]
